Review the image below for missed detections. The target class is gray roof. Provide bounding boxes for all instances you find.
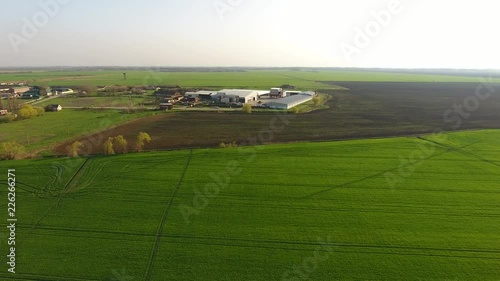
[265,94,313,106]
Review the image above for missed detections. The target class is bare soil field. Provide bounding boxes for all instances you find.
[54,82,500,155]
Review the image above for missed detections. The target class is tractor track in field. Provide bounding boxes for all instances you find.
[19,225,500,259]
[300,137,494,199]
[21,224,157,238]
[301,147,453,199]
[19,158,91,244]
[0,273,99,281]
[171,240,500,261]
[160,235,500,254]
[144,150,193,281]
[417,137,500,167]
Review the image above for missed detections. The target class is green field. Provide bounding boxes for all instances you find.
[0,130,498,280]
[1,70,499,89]
[35,96,155,109]
[0,109,155,153]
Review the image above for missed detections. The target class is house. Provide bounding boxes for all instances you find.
[20,90,40,99]
[51,87,73,95]
[186,96,200,103]
[160,93,184,104]
[46,104,62,112]
[159,103,173,110]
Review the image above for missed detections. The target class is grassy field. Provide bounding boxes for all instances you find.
[35,96,155,109]
[0,109,155,153]
[0,130,498,280]
[1,70,500,89]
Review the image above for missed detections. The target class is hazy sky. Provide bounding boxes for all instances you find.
[1,0,499,68]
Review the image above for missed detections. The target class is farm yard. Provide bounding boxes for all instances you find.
[0,130,499,280]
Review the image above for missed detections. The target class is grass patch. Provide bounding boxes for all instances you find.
[0,109,156,154]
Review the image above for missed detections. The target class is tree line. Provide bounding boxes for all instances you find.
[70,132,152,157]
[0,132,152,160]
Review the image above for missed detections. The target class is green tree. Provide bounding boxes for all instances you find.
[69,141,84,157]
[242,104,252,114]
[114,135,128,154]
[136,132,151,152]
[17,108,32,119]
[312,97,321,107]
[0,142,26,160]
[34,106,45,116]
[18,104,38,119]
[103,137,115,155]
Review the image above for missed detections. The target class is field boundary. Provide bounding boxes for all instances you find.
[143,150,193,281]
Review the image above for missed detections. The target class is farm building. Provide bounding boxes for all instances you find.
[270,88,283,98]
[20,90,40,99]
[46,104,62,112]
[192,91,218,101]
[51,87,73,95]
[213,89,268,104]
[159,103,173,110]
[11,87,30,94]
[265,92,316,110]
[159,93,184,104]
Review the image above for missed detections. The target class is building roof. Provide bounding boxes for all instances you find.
[265,94,313,106]
[217,89,268,98]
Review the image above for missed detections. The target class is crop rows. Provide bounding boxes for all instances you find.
[0,131,498,280]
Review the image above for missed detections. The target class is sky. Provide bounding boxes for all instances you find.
[0,0,499,69]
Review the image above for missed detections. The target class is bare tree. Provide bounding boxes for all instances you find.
[103,137,115,155]
[114,135,128,154]
[69,141,84,157]
[0,142,26,160]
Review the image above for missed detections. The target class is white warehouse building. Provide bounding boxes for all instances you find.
[265,92,316,110]
[213,89,268,104]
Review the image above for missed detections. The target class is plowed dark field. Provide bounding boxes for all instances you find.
[54,82,500,155]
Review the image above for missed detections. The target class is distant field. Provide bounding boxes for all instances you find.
[35,96,155,108]
[54,82,500,155]
[0,109,155,153]
[0,130,498,280]
[1,70,499,89]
